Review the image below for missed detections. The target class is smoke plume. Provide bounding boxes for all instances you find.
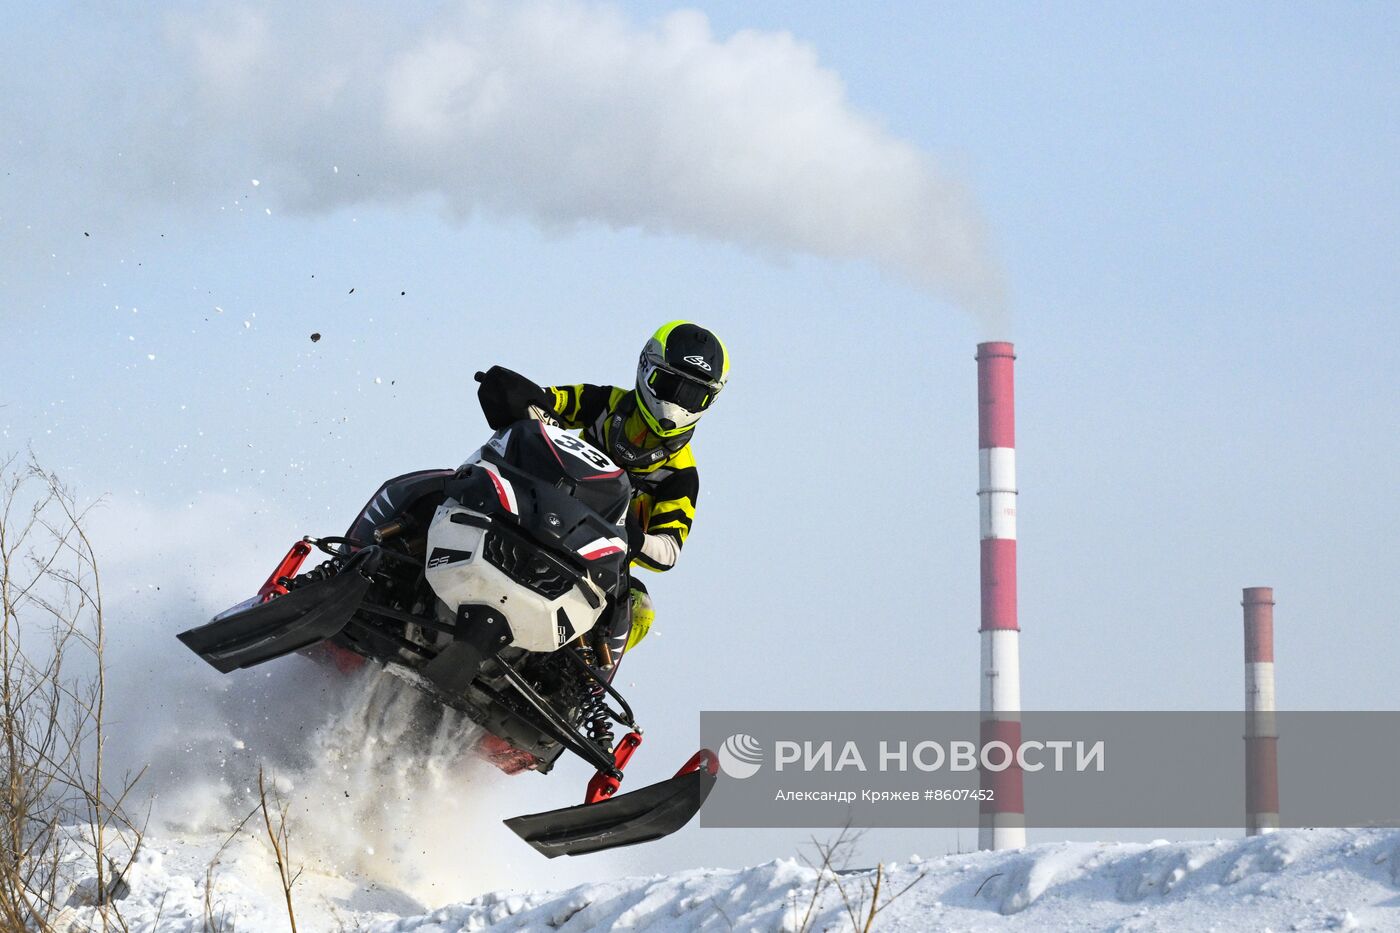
[15,0,1004,323]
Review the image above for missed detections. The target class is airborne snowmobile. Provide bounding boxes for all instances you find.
[177,395,717,858]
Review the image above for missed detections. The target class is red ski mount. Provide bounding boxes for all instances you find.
[586,731,643,803]
[675,748,720,779]
[505,743,720,858]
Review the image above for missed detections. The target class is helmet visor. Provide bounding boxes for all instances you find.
[647,363,717,413]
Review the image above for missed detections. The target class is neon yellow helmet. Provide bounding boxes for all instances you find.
[635,321,729,437]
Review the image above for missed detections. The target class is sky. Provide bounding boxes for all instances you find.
[1,0,1397,890]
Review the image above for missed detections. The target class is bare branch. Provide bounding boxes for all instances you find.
[0,458,141,929]
[258,768,300,933]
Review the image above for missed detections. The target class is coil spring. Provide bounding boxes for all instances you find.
[582,689,613,751]
[576,646,614,751]
[289,559,338,589]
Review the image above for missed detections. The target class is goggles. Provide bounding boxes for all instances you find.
[644,354,721,413]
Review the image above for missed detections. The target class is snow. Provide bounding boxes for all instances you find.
[35,630,1400,932]
[54,551,1399,933]
[48,827,1400,931]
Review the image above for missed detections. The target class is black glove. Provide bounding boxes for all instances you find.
[474,366,555,430]
[625,511,647,558]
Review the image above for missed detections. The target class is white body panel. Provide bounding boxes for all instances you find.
[423,501,606,653]
[978,447,1018,541]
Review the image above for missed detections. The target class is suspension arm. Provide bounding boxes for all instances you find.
[493,653,620,776]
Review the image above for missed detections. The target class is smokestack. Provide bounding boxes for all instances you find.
[1243,586,1279,835]
[977,341,1025,850]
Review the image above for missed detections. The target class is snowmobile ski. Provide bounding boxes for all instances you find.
[503,751,718,857]
[177,546,382,673]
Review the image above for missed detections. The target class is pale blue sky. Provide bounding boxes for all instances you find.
[2,0,1397,881]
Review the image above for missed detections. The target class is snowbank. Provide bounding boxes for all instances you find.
[65,624,1400,931]
[53,828,1400,931]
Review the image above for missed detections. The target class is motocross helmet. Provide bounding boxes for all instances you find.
[635,321,728,437]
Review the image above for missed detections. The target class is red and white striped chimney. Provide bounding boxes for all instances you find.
[977,341,1025,850]
[1243,586,1279,835]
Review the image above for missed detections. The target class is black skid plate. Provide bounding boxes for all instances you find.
[177,548,381,673]
[504,767,716,858]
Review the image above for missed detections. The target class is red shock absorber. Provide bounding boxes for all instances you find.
[257,540,313,602]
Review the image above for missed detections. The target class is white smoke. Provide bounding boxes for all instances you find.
[153,0,1004,321]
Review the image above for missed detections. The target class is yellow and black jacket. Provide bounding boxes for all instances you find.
[547,384,698,574]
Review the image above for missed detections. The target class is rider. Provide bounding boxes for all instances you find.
[476,321,728,662]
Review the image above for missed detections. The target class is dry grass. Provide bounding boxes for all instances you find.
[202,805,259,932]
[788,827,929,933]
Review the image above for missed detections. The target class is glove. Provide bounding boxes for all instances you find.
[625,587,655,652]
[624,511,647,559]
[474,366,555,430]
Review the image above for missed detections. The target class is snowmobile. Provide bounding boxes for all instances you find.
[176,384,717,858]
